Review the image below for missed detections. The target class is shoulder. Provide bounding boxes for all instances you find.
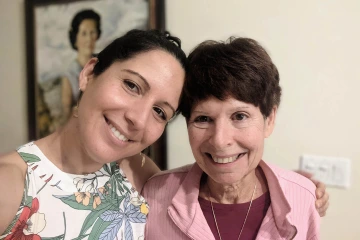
[118,154,161,193]
[0,152,27,234]
[0,151,27,182]
[67,58,80,71]
[264,163,320,237]
[265,162,316,198]
[142,164,193,196]
[148,164,193,183]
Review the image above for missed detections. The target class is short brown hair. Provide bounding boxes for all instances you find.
[180,37,281,119]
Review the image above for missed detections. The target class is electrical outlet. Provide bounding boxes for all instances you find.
[299,155,351,189]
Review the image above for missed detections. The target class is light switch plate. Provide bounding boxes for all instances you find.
[299,155,351,189]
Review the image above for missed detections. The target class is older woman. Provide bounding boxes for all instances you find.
[144,37,321,239]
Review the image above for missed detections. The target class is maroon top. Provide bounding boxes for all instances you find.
[198,191,271,240]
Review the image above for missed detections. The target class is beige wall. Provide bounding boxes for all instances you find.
[1,0,359,238]
[166,0,360,239]
[0,0,27,153]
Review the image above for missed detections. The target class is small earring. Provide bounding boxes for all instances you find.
[140,152,146,167]
[73,105,78,118]
[73,89,81,118]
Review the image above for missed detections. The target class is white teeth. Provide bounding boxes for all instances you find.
[109,124,129,142]
[213,155,239,164]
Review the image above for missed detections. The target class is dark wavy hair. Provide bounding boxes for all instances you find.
[69,9,101,50]
[79,29,187,115]
[93,29,187,76]
[180,37,282,119]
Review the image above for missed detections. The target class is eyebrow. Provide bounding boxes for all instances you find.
[122,69,176,118]
[164,102,176,118]
[122,69,150,90]
[192,106,250,114]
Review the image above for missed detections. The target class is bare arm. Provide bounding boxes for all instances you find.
[0,152,27,235]
[118,154,161,193]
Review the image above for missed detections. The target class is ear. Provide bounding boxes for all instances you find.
[264,107,277,138]
[79,58,98,91]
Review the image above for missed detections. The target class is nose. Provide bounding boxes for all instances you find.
[85,32,92,42]
[125,103,151,131]
[208,119,234,150]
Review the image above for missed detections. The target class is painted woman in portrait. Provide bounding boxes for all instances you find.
[61,9,102,122]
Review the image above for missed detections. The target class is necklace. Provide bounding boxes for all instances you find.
[208,183,257,240]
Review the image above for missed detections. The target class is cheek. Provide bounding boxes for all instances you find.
[244,134,265,151]
[244,134,265,162]
[88,79,115,102]
[78,83,109,120]
[91,33,98,41]
[76,35,84,45]
[188,129,205,155]
[238,126,266,146]
[188,128,198,146]
[144,124,165,144]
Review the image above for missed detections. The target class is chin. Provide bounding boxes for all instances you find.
[87,48,95,54]
[82,141,116,164]
[78,49,93,57]
[89,151,114,164]
[208,170,247,184]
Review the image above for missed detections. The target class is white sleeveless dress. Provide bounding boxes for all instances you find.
[1,142,149,240]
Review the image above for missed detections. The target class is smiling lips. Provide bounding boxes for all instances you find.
[109,123,129,142]
[104,116,131,142]
[209,153,246,164]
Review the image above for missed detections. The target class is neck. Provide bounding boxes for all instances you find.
[77,53,92,67]
[36,117,104,175]
[202,168,267,204]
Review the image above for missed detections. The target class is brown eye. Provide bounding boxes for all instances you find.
[124,80,140,94]
[191,115,212,129]
[234,113,247,121]
[194,116,211,123]
[153,107,167,121]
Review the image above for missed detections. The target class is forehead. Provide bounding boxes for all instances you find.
[192,96,255,112]
[79,19,97,29]
[119,50,184,81]
[110,49,185,103]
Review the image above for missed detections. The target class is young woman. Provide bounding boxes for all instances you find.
[0,29,186,240]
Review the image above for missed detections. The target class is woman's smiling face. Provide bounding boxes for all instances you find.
[187,96,276,185]
[77,49,185,164]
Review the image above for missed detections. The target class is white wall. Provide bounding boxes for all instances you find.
[0,0,359,238]
[166,0,360,239]
[0,0,27,153]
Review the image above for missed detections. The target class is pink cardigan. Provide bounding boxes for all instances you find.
[143,161,320,240]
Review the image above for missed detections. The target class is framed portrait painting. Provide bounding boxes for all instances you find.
[25,0,167,169]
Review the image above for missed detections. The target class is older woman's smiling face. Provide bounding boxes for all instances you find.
[187,96,276,185]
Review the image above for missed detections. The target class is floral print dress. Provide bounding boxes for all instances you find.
[1,142,149,240]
